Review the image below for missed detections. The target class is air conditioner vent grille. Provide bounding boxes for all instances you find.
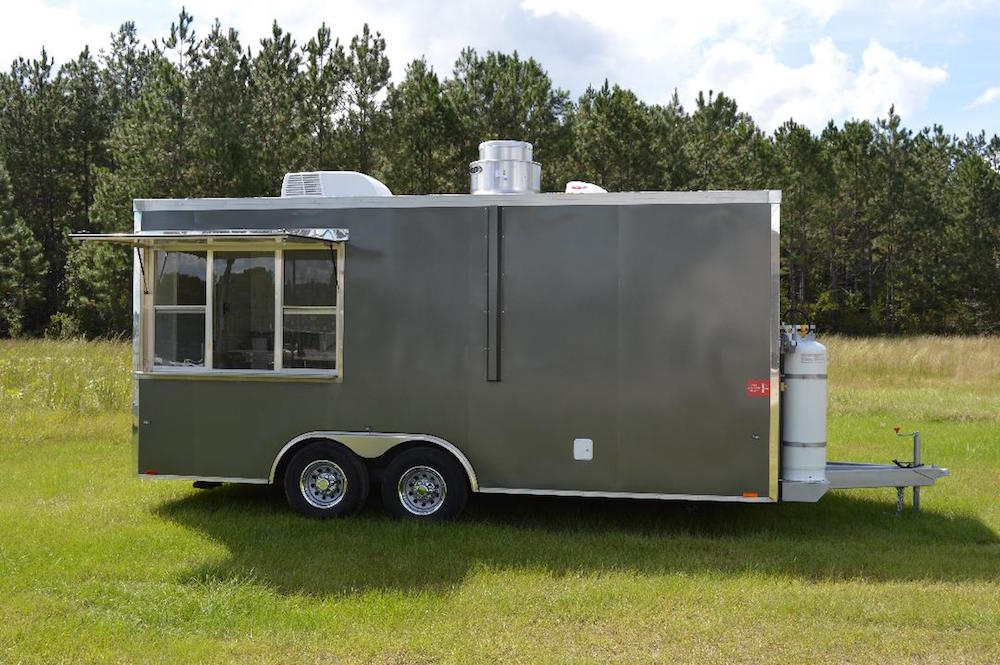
[282,172,324,197]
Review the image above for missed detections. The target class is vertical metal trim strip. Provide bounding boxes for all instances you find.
[205,249,214,369]
[132,210,142,476]
[486,206,502,381]
[142,248,154,370]
[336,244,345,378]
[132,210,143,374]
[273,248,283,370]
[769,198,781,501]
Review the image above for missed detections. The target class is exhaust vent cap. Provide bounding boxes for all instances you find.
[470,140,541,195]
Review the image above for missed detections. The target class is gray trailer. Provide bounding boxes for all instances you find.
[74,141,947,520]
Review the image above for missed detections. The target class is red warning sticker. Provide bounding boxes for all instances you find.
[746,379,770,398]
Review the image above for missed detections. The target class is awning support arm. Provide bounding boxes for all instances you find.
[136,248,150,295]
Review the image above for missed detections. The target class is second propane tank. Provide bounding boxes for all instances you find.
[781,325,828,482]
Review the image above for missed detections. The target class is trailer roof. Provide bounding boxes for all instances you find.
[134,190,781,212]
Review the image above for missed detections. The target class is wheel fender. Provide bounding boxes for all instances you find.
[270,431,479,491]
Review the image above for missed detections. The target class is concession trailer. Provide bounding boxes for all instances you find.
[73,140,948,520]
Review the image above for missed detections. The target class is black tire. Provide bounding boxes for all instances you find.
[381,446,469,521]
[283,441,369,518]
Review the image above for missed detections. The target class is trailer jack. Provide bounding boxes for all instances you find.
[893,429,924,514]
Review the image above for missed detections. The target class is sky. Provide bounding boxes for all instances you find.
[1,0,998,136]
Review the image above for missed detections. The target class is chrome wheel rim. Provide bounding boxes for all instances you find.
[397,465,447,516]
[300,459,348,509]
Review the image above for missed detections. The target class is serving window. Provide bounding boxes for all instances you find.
[145,243,344,377]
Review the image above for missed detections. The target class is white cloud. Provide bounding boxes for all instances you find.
[521,0,849,56]
[521,0,948,131]
[682,38,848,131]
[850,41,948,120]
[0,1,111,68]
[681,38,947,131]
[966,86,1000,109]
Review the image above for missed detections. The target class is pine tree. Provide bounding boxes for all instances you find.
[0,162,48,336]
[100,21,153,123]
[897,124,960,331]
[248,22,305,194]
[301,24,346,170]
[0,50,76,332]
[819,120,879,332]
[340,24,391,176]
[154,8,199,195]
[188,20,252,196]
[62,47,111,233]
[569,80,661,192]
[949,133,1000,331]
[871,107,912,332]
[684,91,772,190]
[651,90,691,190]
[63,165,138,337]
[773,120,833,318]
[382,58,458,194]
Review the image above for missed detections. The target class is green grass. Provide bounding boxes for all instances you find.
[1,337,998,663]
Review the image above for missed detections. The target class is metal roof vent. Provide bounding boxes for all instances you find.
[470,140,541,194]
[281,171,392,197]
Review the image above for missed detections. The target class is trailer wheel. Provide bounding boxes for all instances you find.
[381,446,468,521]
[283,441,369,518]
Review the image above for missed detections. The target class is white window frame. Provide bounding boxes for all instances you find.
[142,240,345,380]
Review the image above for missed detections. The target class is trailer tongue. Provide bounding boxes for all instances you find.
[782,452,950,512]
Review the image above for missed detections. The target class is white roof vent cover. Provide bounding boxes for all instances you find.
[281,171,392,198]
[565,181,608,194]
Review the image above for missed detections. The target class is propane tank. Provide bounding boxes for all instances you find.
[781,324,827,482]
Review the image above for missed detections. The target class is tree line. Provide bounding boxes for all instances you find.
[1,10,998,338]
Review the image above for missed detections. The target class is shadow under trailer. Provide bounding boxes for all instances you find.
[73,140,948,521]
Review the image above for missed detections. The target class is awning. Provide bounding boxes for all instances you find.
[69,228,349,246]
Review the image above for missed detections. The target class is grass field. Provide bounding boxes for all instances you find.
[1,337,998,663]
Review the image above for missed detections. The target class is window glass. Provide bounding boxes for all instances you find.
[284,249,337,306]
[146,245,341,375]
[154,251,206,305]
[213,252,275,370]
[283,313,337,369]
[154,312,205,367]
